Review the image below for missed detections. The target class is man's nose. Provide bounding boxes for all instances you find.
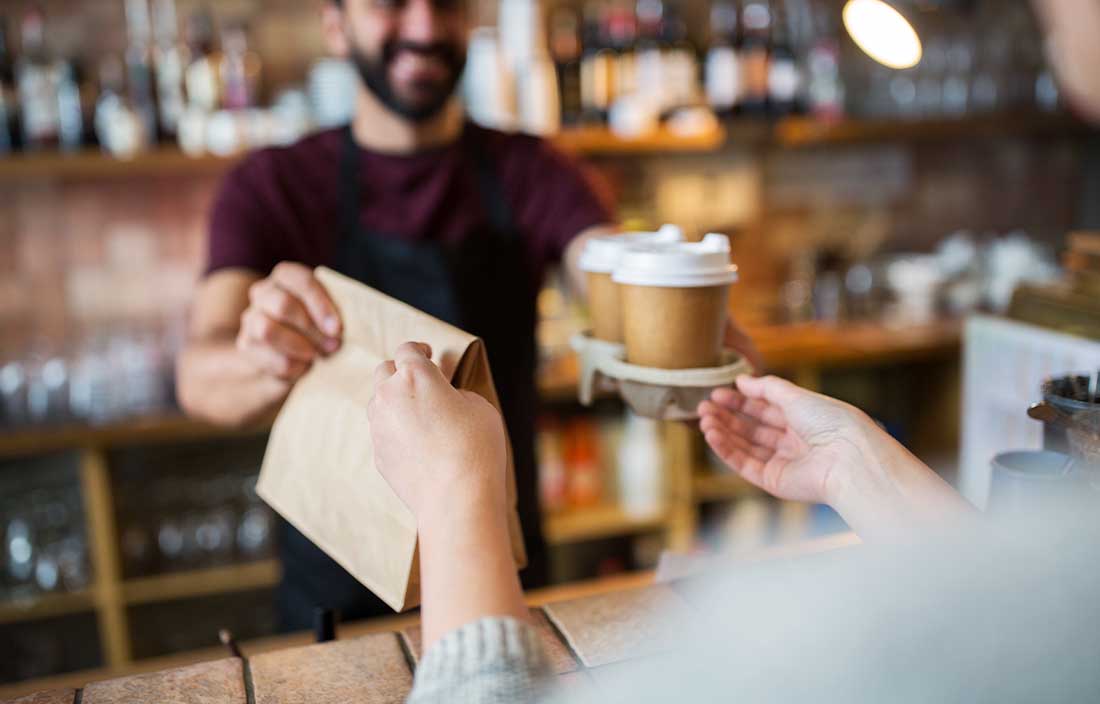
[400,0,446,44]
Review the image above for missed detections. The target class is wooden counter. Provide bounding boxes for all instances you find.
[0,570,655,700]
[1,534,858,700]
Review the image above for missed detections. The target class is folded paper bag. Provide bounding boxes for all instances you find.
[257,267,527,612]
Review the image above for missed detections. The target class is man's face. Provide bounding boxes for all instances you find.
[336,0,469,123]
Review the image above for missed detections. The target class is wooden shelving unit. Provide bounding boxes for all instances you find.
[543,504,669,545]
[0,590,98,626]
[121,560,282,607]
[1,114,1089,184]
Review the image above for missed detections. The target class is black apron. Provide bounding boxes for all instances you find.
[275,125,548,631]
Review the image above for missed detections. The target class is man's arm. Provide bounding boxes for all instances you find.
[176,264,342,428]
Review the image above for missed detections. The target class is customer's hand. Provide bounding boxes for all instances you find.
[368,342,508,519]
[368,342,527,648]
[699,375,974,541]
[236,262,342,382]
[699,375,868,505]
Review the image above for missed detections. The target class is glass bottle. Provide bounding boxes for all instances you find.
[16,6,62,150]
[219,20,261,111]
[152,0,187,137]
[739,0,771,116]
[0,17,18,153]
[767,0,800,116]
[124,0,158,142]
[706,0,741,118]
[550,7,584,127]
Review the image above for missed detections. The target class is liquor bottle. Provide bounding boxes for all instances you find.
[633,0,665,111]
[607,1,637,104]
[739,0,771,116]
[804,5,844,121]
[0,17,17,153]
[706,0,741,117]
[184,8,220,112]
[124,0,158,143]
[56,60,84,151]
[580,3,614,123]
[16,6,63,150]
[767,0,801,116]
[660,2,699,113]
[549,7,584,126]
[219,20,261,110]
[152,0,187,137]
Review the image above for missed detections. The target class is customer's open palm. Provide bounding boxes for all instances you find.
[698,375,867,505]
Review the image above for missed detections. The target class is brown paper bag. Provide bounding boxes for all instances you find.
[257,267,528,612]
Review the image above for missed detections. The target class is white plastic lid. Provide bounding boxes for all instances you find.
[612,233,739,288]
[578,225,684,274]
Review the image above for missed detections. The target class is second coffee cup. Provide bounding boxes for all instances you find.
[613,234,738,370]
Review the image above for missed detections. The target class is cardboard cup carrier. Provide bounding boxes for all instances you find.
[613,234,739,370]
[579,226,683,343]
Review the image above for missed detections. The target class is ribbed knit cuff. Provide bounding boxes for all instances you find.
[409,617,553,704]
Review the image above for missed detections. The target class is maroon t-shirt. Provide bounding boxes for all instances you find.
[206,124,614,286]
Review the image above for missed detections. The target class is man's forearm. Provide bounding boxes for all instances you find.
[176,340,289,428]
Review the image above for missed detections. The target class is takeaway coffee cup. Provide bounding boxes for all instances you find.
[579,226,684,343]
[613,233,738,369]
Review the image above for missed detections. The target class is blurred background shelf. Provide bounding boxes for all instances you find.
[2,114,1089,183]
[0,590,97,626]
[0,415,269,460]
[692,473,758,503]
[120,560,281,607]
[543,504,669,545]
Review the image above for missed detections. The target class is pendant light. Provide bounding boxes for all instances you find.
[842,0,923,69]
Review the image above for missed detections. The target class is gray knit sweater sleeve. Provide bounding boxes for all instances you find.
[407,617,553,704]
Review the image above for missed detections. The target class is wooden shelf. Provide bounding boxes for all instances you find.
[4,114,1087,183]
[750,318,963,370]
[554,125,728,154]
[0,589,97,625]
[0,414,270,460]
[692,472,759,503]
[121,560,281,607]
[774,112,1092,148]
[543,504,668,545]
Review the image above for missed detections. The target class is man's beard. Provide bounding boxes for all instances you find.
[350,40,466,123]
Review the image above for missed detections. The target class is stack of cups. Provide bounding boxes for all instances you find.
[580,228,739,370]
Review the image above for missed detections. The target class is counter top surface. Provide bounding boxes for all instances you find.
[1,536,855,701]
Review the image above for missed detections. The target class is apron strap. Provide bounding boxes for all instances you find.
[466,129,518,239]
[339,124,363,245]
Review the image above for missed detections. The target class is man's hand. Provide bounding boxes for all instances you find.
[236,262,343,383]
[724,317,763,372]
[368,342,509,520]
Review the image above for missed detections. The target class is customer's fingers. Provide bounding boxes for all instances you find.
[704,430,770,481]
[713,387,786,428]
[700,415,773,461]
[736,375,801,405]
[393,342,434,368]
[699,400,785,449]
[373,360,397,387]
